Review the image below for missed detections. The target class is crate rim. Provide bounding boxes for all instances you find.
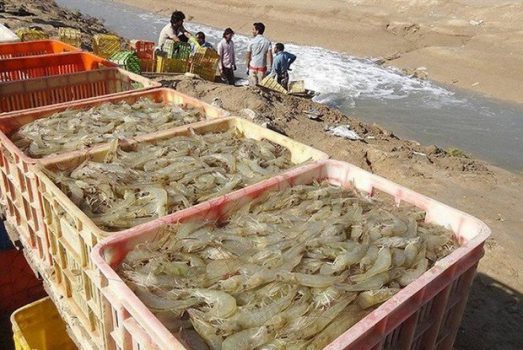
[0,50,114,64]
[0,39,80,54]
[0,67,161,117]
[90,159,490,350]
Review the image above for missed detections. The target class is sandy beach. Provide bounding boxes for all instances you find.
[1,0,522,349]
[116,0,523,105]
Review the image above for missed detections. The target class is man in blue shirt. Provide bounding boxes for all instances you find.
[270,43,296,90]
[191,31,214,54]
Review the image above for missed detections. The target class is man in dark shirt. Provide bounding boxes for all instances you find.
[270,43,297,90]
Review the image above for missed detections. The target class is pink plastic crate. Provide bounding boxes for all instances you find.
[91,159,490,350]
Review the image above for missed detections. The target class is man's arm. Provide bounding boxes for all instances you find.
[288,53,297,65]
[158,25,169,49]
[217,42,225,71]
[267,44,273,71]
[246,51,252,69]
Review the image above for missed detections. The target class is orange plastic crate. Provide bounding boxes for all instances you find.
[0,87,229,276]
[0,40,80,60]
[91,159,490,350]
[0,67,160,114]
[0,52,115,82]
[130,40,155,60]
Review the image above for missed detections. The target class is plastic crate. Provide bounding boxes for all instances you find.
[163,40,191,59]
[0,39,80,60]
[92,34,121,59]
[58,28,82,48]
[260,75,288,94]
[90,159,490,350]
[130,40,154,60]
[0,52,116,82]
[11,297,76,350]
[0,248,46,314]
[32,117,327,349]
[140,58,156,73]
[109,51,141,74]
[156,56,189,73]
[42,277,101,350]
[190,47,219,81]
[15,29,49,42]
[0,87,228,273]
[0,67,160,114]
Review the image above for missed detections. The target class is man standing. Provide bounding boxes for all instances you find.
[246,22,272,86]
[271,43,296,90]
[157,11,192,51]
[217,28,236,85]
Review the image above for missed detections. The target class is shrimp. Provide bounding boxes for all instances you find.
[280,293,356,340]
[357,288,400,309]
[189,289,237,319]
[306,305,368,349]
[188,309,222,350]
[227,285,297,329]
[398,258,429,287]
[222,326,272,350]
[351,247,392,283]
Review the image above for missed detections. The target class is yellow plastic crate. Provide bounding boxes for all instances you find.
[190,48,219,81]
[156,55,188,73]
[92,34,120,59]
[58,27,82,48]
[11,297,76,350]
[15,28,49,42]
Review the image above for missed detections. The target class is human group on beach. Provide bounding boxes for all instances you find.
[157,10,296,89]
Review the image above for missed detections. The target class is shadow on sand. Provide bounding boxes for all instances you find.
[455,272,522,350]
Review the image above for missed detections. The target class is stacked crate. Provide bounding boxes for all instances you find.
[156,40,191,73]
[109,51,141,74]
[0,39,163,350]
[130,40,155,73]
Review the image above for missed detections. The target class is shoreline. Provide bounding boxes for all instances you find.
[114,0,523,106]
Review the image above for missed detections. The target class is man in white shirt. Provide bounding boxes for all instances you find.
[157,11,192,51]
[217,28,236,85]
[246,22,272,86]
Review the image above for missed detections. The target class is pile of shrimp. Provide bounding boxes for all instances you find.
[119,182,458,350]
[45,129,294,231]
[11,98,206,158]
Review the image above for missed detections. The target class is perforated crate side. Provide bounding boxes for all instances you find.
[92,34,121,59]
[58,28,82,48]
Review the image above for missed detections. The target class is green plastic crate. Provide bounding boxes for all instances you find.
[163,40,191,60]
[109,51,141,74]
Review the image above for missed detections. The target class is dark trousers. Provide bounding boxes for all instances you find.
[277,71,289,90]
[221,67,235,85]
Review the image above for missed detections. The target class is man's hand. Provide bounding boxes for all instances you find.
[233,65,237,71]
